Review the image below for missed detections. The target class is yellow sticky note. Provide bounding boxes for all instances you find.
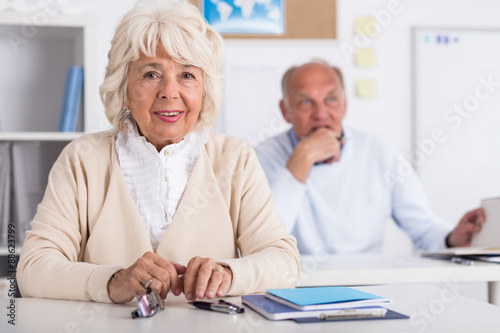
[355,79,378,98]
[355,48,376,67]
[354,16,376,36]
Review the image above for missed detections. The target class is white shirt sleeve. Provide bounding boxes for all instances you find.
[255,133,307,233]
[268,167,307,233]
[390,157,453,251]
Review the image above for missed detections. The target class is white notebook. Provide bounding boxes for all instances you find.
[471,197,500,248]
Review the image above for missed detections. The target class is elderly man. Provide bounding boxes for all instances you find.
[256,59,484,255]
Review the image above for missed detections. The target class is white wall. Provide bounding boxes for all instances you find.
[334,0,500,254]
[85,0,500,254]
[91,0,136,127]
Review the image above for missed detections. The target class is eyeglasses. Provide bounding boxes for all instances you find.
[131,287,165,319]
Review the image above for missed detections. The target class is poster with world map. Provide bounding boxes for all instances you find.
[202,0,284,35]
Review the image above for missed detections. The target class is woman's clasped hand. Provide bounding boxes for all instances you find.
[108,252,232,303]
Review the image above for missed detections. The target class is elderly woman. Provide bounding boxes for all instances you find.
[17,0,300,304]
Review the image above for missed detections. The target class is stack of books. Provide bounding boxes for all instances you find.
[242,286,407,323]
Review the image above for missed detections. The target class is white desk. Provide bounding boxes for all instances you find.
[298,254,500,305]
[1,284,500,333]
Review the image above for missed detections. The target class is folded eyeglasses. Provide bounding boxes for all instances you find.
[131,287,165,319]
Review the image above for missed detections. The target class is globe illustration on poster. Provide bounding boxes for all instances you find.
[202,0,284,35]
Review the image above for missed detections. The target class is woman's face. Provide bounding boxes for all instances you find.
[126,47,204,150]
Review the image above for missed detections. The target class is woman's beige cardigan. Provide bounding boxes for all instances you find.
[17,131,300,303]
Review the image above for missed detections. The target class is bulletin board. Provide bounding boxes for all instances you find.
[412,27,500,223]
[191,0,336,39]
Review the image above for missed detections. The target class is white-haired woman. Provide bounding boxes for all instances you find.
[17,0,300,304]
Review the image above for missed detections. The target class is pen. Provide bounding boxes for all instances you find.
[451,257,474,266]
[189,301,240,314]
[218,299,245,313]
[319,308,387,320]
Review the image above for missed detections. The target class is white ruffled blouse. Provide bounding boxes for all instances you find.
[115,120,208,250]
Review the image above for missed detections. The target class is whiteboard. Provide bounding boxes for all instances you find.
[413,27,500,224]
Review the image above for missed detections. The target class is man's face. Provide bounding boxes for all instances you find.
[281,63,347,140]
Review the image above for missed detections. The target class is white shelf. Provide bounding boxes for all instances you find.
[0,246,19,256]
[0,131,82,141]
[0,10,99,248]
[0,11,91,28]
[0,9,100,134]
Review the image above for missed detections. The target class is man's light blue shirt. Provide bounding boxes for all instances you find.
[255,127,452,255]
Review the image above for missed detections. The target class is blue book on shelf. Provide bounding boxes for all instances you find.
[58,66,84,132]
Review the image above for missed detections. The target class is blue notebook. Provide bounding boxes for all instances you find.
[58,66,84,132]
[265,286,392,311]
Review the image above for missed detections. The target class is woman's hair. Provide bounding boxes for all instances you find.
[99,0,224,132]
